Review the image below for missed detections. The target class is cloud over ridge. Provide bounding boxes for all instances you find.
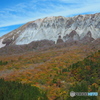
[0,0,100,36]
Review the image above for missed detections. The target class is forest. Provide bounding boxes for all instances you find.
[0,79,48,100]
[0,45,99,100]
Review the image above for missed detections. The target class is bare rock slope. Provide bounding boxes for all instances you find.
[0,13,100,49]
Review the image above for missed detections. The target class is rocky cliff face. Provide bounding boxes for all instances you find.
[0,13,100,48]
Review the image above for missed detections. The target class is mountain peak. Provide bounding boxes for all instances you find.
[0,13,100,48]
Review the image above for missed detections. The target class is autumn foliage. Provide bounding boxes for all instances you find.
[0,45,99,100]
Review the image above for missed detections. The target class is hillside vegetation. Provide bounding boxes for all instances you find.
[0,45,99,100]
[0,79,48,100]
[67,50,100,100]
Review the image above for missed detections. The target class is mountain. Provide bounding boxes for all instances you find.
[0,13,100,99]
[0,13,100,49]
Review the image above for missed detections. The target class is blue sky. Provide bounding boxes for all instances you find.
[0,0,100,37]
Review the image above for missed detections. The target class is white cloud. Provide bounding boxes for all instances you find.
[0,0,100,28]
[58,0,87,3]
[59,0,100,4]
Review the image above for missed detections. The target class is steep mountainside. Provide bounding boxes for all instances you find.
[0,13,100,48]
